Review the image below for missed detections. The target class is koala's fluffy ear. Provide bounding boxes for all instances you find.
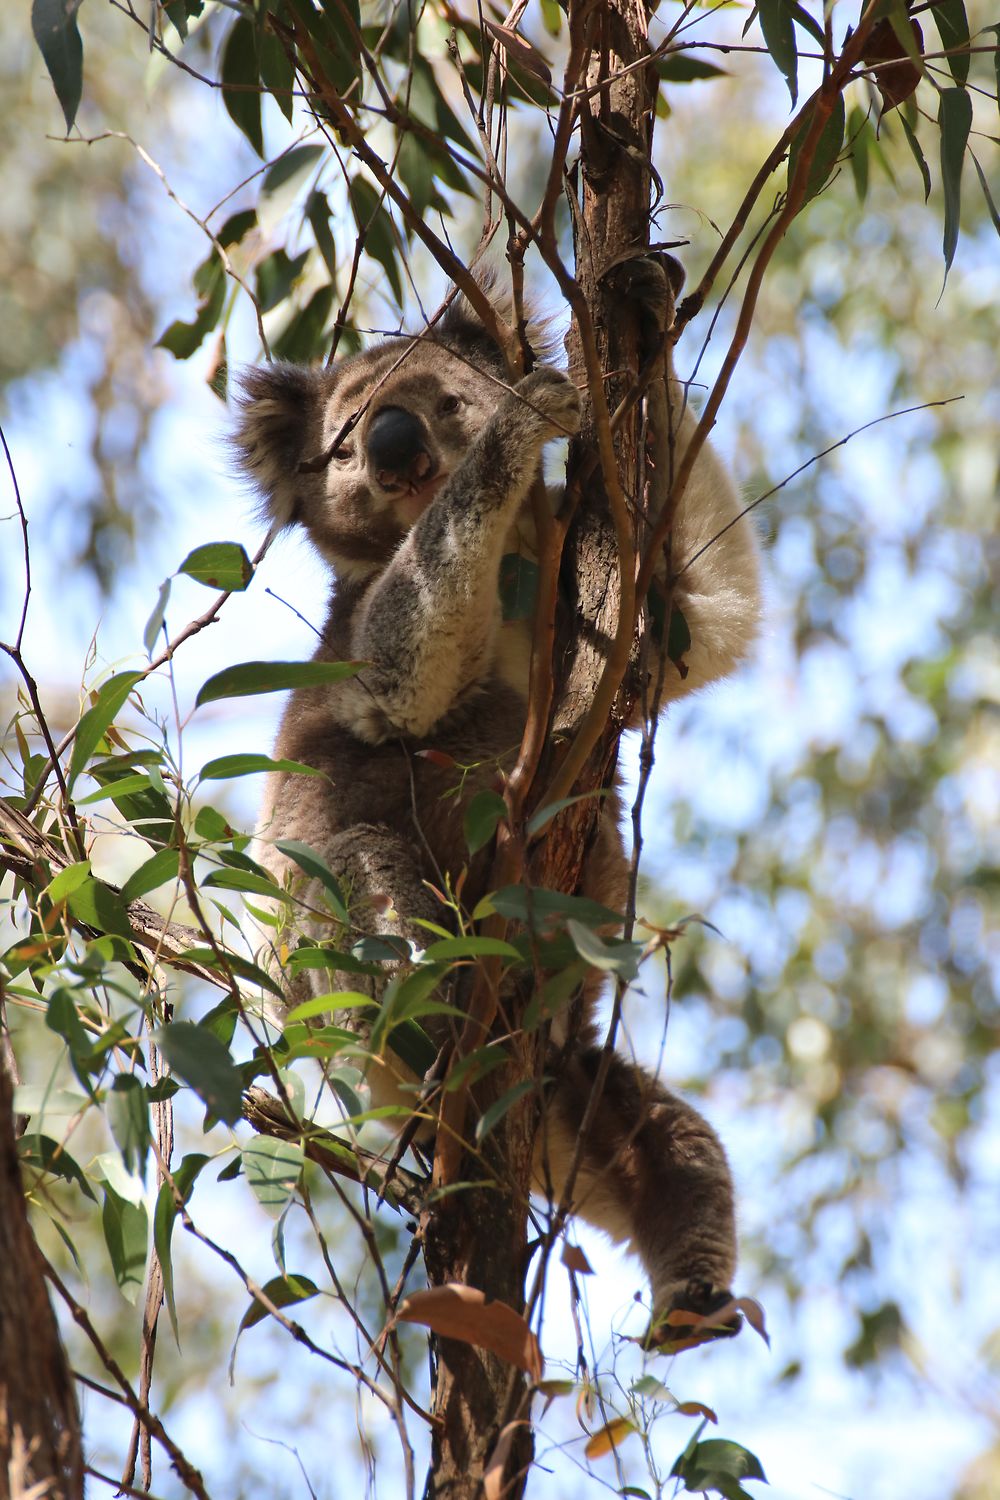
[438,272,556,372]
[233,363,331,530]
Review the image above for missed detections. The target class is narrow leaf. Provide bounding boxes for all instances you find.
[474,1079,537,1144]
[107,1074,149,1176]
[199,753,322,781]
[120,849,181,904]
[464,789,508,855]
[44,860,92,904]
[195,659,363,707]
[144,578,171,654]
[221,17,263,157]
[931,0,970,87]
[31,0,84,131]
[102,1187,148,1304]
[758,0,798,106]
[900,111,932,201]
[939,86,972,280]
[68,671,145,788]
[154,1153,208,1341]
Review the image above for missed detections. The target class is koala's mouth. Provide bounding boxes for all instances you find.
[389,471,449,524]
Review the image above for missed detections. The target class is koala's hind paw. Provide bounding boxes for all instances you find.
[513,365,582,440]
[645,1282,743,1355]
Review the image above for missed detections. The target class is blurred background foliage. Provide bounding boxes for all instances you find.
[2,0,998,1496]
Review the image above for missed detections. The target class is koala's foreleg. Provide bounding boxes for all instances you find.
[344,368,581,742]
[536,1044,737,1331]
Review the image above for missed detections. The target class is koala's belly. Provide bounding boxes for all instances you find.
[266,678,527,898]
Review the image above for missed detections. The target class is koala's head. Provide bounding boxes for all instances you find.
[234,299,518,581]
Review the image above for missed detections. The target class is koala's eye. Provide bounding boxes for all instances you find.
[438,394,463,416]
[332,443,354,462]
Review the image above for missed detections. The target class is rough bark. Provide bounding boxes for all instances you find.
[422,4,656,1496]
[0,1045,85,1500]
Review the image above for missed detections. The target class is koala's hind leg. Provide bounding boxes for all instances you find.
[536,1046,738,1338]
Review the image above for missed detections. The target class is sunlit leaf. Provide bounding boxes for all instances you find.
[242,1136,304,1219]
[398,1285,543,1379]
[68,671,145,788]
[584,1417,638,1461]
[196,659,363,707]
[178,541,254,592]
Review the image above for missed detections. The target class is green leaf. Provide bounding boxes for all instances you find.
[143,578,171,654]
[31,0,84,131]
[201,868,289,901]
[526,790,607,838]
[475,885,622,931]
[155,1022,244,1126]
[221,17,263,157]
[567,921,643,980]
[18,1133,97,1200]
[930,0,970,87]
[655,56,728,83]
[670,1439,767,1495]
[787,94,846,206]
[272,285,336,363]
[464,789,507,855]
[475,1078,537,1144]
[102,1186,148,1304]
[349,177,403,306]
[897,112,931,200]
[108,1074,149,1176]
[498,553,540,621]
[242,1137,304,1219]
[306,191,338,279]
[199,753,322,781]
[178,541,254,592]
[758,0,798,106]
[236,1272,318,1335]
[76,773,153,806]
[68,671,145,788]
[274,839,348,921]
[261,144,324,215]
[847,107,870,204]
[970,153,1000,238]
[196,659,363,707]
[155,1152,208,1340]
[157,250,226,360]
[939,86,972,281]
[44,860,92,904]
[420,935,523,962]
[67,877,135,943]
[120,849,181,905]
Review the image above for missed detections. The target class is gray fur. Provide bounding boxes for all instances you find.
[234,265,761,1330]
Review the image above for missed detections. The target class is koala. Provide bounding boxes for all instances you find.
[233,261,761,1343]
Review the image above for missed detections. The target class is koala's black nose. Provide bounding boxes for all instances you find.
[366,406,433,484]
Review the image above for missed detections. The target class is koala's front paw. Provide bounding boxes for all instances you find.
[644,1281,742,1355]
[512,366,582,441]
[619,253,686,333]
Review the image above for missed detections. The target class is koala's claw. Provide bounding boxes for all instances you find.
[645,1282,743,1354]
[513,365,582,439]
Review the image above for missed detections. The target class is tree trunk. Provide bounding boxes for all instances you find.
[422,1032,539,1500]
[422,4,656,1496]
[0,1045,85,1500]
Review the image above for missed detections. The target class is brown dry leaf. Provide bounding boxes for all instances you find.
[415,748,458,768]
[397,1285,544,1380]
[484,1419,530,1500]
[485,22,552,86]
[862,17,924,113]
[675,1401,718,1422]
[584,1417,638,1461]
[561,1241,594,1275]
